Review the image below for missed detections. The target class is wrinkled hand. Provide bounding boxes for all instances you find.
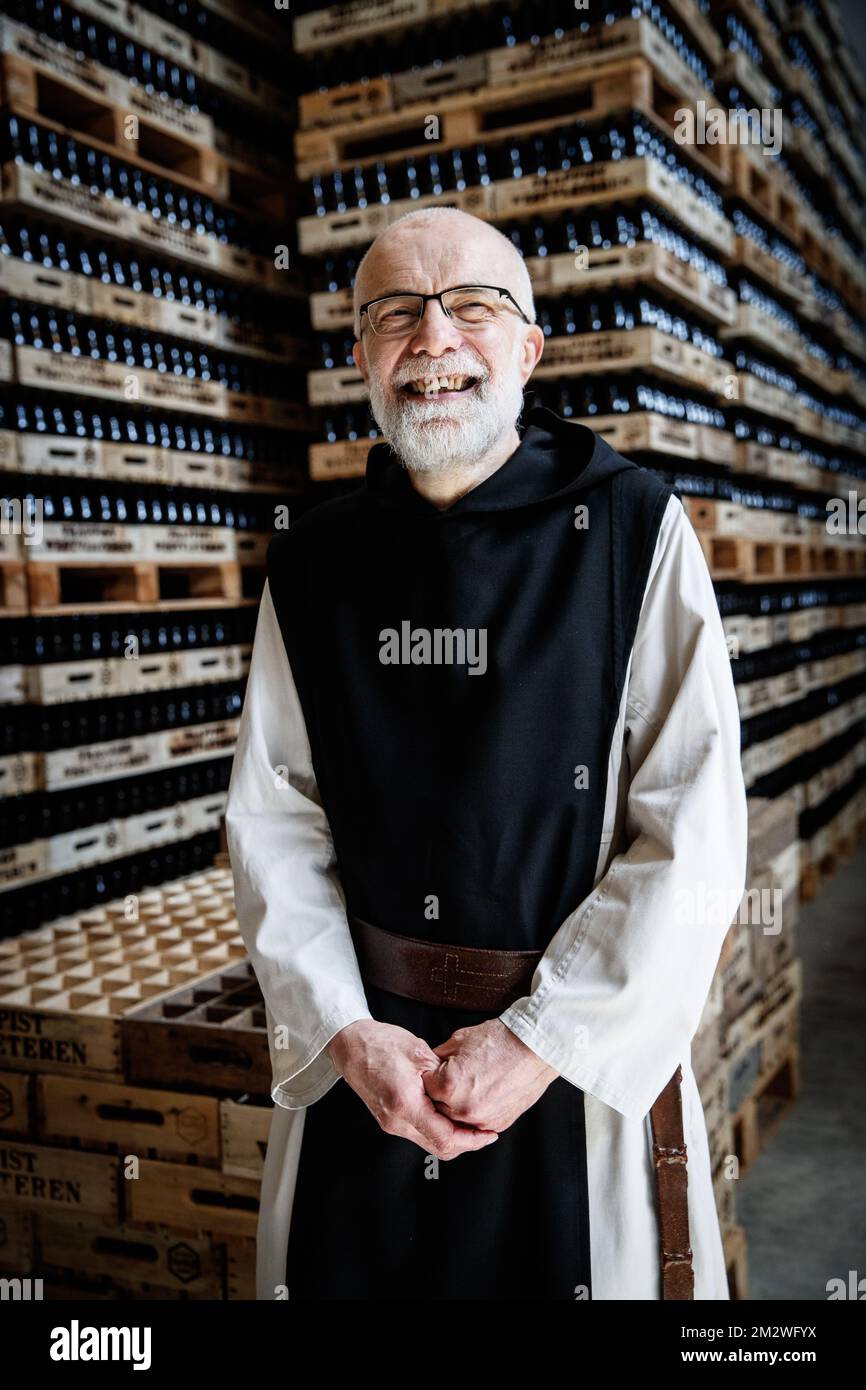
[422,1019,560,1132]
[327,1019,499,1161]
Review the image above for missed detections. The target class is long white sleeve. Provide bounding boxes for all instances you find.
[499,494,748,1122]
[224,578,373,1110]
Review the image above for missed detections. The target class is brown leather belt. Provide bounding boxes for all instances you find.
[348,913,694,1301]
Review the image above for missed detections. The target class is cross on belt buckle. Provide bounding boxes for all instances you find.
[429,952,512,1004]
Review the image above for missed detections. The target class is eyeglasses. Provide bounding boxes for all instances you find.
[359,284,532,337]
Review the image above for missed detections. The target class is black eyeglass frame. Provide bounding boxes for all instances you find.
[358,284,533,336]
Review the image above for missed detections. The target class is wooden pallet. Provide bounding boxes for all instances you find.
[26,643,249,707]
[0,253,306,365]
[2,428,307,494]
[0,162,290,295]
[729,145,801,247]
[26,560,243,614]
[0,25,220,183]
[299,13,713,131]
[697,535,866,584]
[296,56,728,190]
[13,345,301,427]
[40,0,291,121]
[785,118,832,185]
[732,1044,801,1176]
[1,792,228,894]
[533,243,738,326]
[42,716,239,791]
[0,26,295,220]
[310,330,733,406]
[725,1224,749,1300]
[308,243,737,330]
[0,558,28,612]
[583,413,736,466]
[2,85,222,203]
[309,436,376,482]
[298,156,734,258]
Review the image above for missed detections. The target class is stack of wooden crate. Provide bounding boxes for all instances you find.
[287,0,864,1301]
[0,0,313,926]
[292,1,866,910]
[693,790,805,1296]
[0,864,272,1299]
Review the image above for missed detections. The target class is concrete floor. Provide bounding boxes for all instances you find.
[736,843,866,1300]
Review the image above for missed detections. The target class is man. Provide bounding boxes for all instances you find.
[225,205,748,1300]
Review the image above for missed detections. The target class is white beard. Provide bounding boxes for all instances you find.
[367,347,527,474]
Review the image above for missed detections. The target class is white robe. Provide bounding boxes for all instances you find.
[224,491,748,1300]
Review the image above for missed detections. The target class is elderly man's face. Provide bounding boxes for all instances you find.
[352,226,543,472]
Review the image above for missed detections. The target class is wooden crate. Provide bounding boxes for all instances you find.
[0,1070,35,1139]
[0,869,243,1077]
[0,1140,120,1219]
[122,962,270,1096]
[0,999,123,1080]
[532,328,731,395]
[125,1159,260,1239]
[35,1213,224,1298]
[293,0,432,52]
[0,1208,33,1270]
[220,1097,272,1179]
[37,1075,221,1167]
[224,1235,257,1300]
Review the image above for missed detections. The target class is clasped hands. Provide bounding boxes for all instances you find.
[326,1018,560,1161]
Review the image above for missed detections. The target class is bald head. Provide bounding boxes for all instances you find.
[350,205,545,478]
[353,207,536,339]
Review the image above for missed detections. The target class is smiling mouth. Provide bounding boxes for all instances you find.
[399,374,481,397]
